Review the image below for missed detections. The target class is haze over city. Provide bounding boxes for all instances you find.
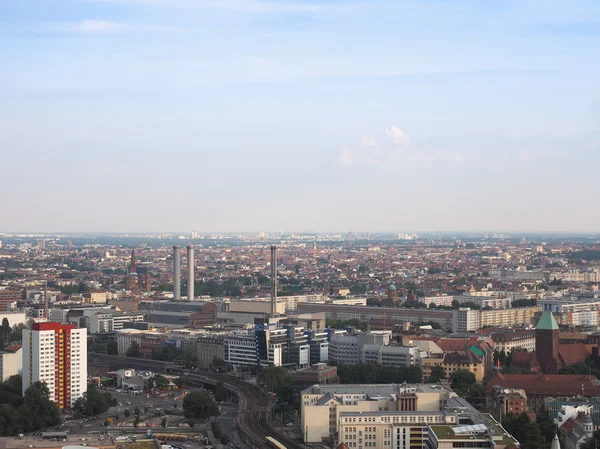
[2,0,599,233]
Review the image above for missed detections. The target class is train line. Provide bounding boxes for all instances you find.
[186,373,302,449]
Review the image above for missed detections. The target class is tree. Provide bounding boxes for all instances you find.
[214,382,227,402]
[183,390,219,420]
[260,367,294,404]
[124,409,131,418]
[134,406,140,416]
[211,422,222,439]
[153,375,169,389]
[451,370,476,391]
[107,341,118,355]
[211,358,228,373]
[428,365,446,383]
[220,435,230,445]
[161,417,167,428]
[73,385,113,418]
[126,341,142,358]
[22,382,61,431]
[1,318,10,348]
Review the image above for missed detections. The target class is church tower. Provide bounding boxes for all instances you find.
[129,248,137,274]
[535,310,560,374]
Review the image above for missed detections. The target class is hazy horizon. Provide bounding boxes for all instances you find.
[2,0,599,233]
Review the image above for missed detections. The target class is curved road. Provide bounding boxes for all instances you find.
[186,373,302,449]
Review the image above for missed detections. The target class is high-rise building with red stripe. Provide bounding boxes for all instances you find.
[22,322,87,409]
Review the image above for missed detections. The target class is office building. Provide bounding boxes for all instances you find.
[22,322,87,409]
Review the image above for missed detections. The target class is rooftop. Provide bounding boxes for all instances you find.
[302,383,452,396]
[536,310,559,331]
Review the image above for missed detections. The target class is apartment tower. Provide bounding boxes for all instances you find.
[22,322,87,409]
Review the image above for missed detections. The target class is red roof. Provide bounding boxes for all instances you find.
[4,344,22,352]
[558,344,597,367]
[485,373,600,396]
[32,322,76,331]
[512,352,540,371]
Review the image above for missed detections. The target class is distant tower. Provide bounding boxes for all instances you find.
[173,246,181,300]
[129,248,137,274]
[125,248,138,290]
[138,273,151,292]
[43,281,49,319]
[270,245,278,315]
[187,245,194,300]
[387,284,398,304]
[536,310,560,374]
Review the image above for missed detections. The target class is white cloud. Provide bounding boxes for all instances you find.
[339,148,353,166]
[56,20,122,34]
[360,136,377,147]
[386,125,410,145]
[336,127,465,169]
[89,0,325,14]
[203,0,325,14]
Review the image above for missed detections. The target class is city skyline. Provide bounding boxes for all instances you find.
[2,0,599,233]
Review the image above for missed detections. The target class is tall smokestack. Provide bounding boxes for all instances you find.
[187,245,194,301]
[44,280,48,319]
[270,245,277,315]
[173,246,181,300]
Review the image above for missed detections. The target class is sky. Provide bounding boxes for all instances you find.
[1,0,599,234]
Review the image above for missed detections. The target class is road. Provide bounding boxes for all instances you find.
[186,373,303,449]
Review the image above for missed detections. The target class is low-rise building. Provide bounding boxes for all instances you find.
[485,373,600,412]
[488,386,528,425]
[292,363,339,391]
[0,344,22,381]
[490,329,536,353]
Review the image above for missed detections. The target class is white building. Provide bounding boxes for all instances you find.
[112,312,144,330]
[569,310,599,326]
[539,298,600,314]
[224,334,259,367]
[329,331,391,365]
[0,345,22,381]
[301,383,456,443]
[116,329,144,356]
[89,312,113,333]
[22,322,87,409]
[421,296,455,308]
[0,312,27,328]
[301,383,517,448]
[452,308,480,333]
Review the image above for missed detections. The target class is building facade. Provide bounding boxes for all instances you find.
[22,322,87,409]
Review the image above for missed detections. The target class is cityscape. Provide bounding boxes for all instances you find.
[1,231,600,449]
[2,1,600,449]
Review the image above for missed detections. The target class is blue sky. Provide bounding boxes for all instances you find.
[1,0,599,233]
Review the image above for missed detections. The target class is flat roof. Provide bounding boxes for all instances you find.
[302,383,451,396]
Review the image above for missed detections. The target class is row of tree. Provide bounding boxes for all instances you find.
[0,375,61,436]
[333,362,422,384]
[124,341,198,368]
[504,411,555,449]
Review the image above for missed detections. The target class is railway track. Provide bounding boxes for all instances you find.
[186,373,303,449]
